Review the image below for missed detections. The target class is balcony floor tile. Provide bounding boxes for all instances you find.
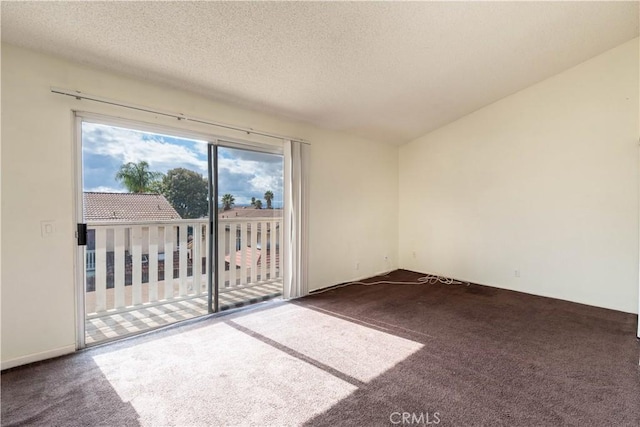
[85,282,282,345]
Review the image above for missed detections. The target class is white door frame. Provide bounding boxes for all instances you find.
[73,115,87,349]
[73,112,285,348]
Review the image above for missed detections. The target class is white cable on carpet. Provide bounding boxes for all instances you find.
[311,274,469,295]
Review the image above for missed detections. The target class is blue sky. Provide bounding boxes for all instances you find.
[82,122,284,207]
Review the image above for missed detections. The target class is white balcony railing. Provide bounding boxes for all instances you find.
[86,250,96,271]
[85,217,283,316]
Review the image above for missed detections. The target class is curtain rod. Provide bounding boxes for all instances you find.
[50,87,308,144]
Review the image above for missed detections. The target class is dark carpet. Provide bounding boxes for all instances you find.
[2,269,639,426]
[300,270,640,426]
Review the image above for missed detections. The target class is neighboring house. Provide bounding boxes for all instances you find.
[221,220,280,272]
[83,193,184,288]
[218,208,282,261]
[84,192,181,222]
[84,192,181,254]
[218,207,283,220]
[84,194,281,277]
[219,207,282,249]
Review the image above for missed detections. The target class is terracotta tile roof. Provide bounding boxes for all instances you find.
[218,207,283,219]
[84,192,181,221]
[224,249,280,269]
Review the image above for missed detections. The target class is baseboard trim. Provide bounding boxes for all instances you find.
[1,344,76,371]
[309,269,397,294]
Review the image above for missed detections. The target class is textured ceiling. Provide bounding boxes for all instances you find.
[1,2,638,145]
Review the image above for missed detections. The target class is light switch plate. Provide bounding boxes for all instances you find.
[41,220,55,238]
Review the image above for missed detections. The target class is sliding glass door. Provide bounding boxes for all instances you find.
[77,115,284,347]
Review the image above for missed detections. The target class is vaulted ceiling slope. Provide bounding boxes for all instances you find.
[1,2,638,145]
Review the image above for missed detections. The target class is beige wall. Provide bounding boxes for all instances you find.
[2,37,638,368]
[399,38,639,314]
[0,44,399,368]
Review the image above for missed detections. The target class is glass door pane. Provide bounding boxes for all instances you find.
[216,145,284,310]
[80,120,211,346]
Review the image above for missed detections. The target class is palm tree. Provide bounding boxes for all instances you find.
[115,161,163,193]
[250,197,256,207]
[264,190,274,209]
[221,193,235,211]
[254,199,263,209]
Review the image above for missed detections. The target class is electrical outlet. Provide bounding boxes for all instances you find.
[355,262,360,271]
[514,269,520,278]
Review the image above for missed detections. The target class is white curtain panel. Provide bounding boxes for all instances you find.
[283,139,310,299]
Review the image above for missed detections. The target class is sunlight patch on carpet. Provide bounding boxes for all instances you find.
[92,320,358,426]
[232,304,424,383]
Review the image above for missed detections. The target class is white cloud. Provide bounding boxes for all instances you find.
[86,186,126,193]
[193,141,211,157]
[82,123,283,205]
[250,174,281,193]
[83,123,208,175]
[218,157,284,201]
